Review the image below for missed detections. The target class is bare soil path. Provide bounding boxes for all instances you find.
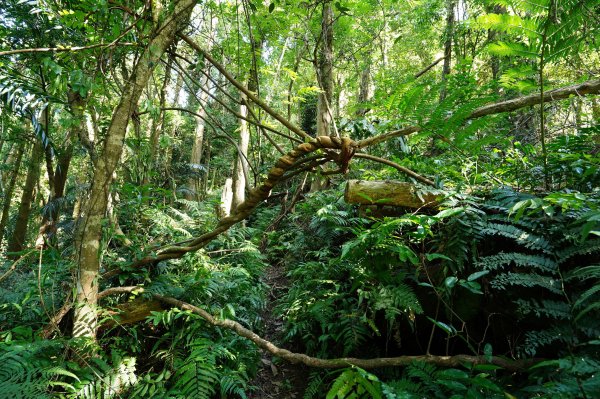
[249,260,310,399]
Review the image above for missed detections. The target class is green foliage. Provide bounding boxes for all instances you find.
[0,340,57,399]
[327,367,383,399]
[0,339,138,399]
[325,363,509,399]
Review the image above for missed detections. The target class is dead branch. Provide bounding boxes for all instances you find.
[179,33,312,141]
[96,286,539,372]
[156,295,537,371]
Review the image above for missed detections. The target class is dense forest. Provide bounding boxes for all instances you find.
[0,0,599,397]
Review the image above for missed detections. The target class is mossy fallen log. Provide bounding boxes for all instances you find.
[344,180,439,209]
[104,298,165,327]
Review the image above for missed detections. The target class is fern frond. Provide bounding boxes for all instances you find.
[480,223,553,253]
[304,371,327,399]
[521,326,573,356]
[491,272,562,294]
[0,342,53,399]
[477,252,557,273]
[326,368,383,399]
[515,299,571,320]
[556,240,600,263]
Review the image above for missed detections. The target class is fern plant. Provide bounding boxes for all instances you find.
[325,363,509,399]
[473,188,600,359]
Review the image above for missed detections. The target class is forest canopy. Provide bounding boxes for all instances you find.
[0,0,599,397]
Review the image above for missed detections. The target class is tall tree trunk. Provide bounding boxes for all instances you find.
[232,23,260,211]
[146,57,173,186]
[37,92,85,247]
[7,138,43,256]
[186,17,217,200]
[356,56,371,117]
[440,0,456,101]
[317,0,334,137]
[164,71,184,187]
[231,100,250,211]
[72,0,195,341]
[187,72,210,200]
[0,140,25,249]
[218,178,233,218]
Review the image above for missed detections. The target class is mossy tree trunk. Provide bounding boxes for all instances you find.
[72,0,195,341]
[317,0,334,137]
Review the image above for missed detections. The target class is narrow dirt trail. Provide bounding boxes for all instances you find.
[249,260,309,399]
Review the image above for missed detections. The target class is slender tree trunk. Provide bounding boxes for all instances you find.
[164,72,184,181]
[440,0,456,101]
[356,56,371,117]
[72,0,195,341]
[311,0,335,192]
[186,17,217,200]
[146,57,173,185]
[0,140,25,249]
[7,139,43,256]
[37,92,85,247]
[219,178,233,218]
[317,0,334,137]
[187,72,210,200]
[1,141,15,187]
[203,138,211,194]
[231,100,250,211]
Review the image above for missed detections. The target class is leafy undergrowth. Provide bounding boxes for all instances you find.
[2,182,600,398]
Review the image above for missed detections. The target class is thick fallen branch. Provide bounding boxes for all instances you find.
[98,287,537,371]
[356,78,600,149]
[157,295,538,371]
[345,180,439,208]
[470,79,600,118]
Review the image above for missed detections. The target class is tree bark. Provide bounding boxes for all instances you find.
[187,71,210,200]
[72,0,195,340]
[37,92,85,247]
[164,72,184,176]
[219,177,233,218]
[7,138,42,256]
[231,100,250,211]
[317,0,334,137]
[356,56,371,117]
[344,180,439,208]
[0,140,25,249]
[439,0,456,101]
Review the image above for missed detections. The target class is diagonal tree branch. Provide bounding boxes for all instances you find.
[102,136,347,278]
[179,33,312,141]
[354,153,435,186]
[356,79,600,149]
